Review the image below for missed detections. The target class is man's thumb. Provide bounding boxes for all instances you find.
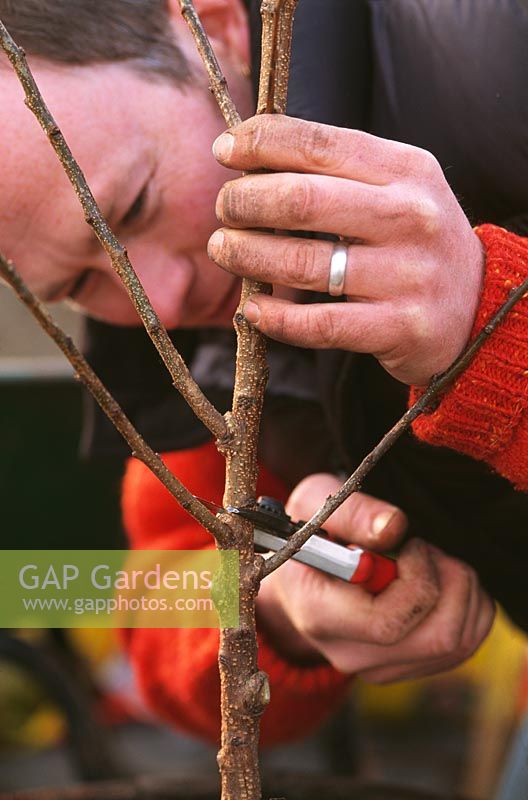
[286,473,407,552]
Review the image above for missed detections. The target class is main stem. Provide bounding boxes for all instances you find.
[178,2,299,797]
[217,295,270,800]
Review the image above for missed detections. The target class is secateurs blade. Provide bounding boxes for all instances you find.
[196,495,397,595]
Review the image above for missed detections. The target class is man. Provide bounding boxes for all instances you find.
[0,0,526,744]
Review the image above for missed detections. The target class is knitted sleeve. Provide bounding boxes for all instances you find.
[121,440,350,747]
[410,225,528,491]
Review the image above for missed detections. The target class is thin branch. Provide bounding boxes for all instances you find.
[273,0,298,114]
[0,21,228,445]
[258,0,299,114]
[257,0,280,114]
[178,0,242,128]
[0,252,232,547]
[179,0,298,122]
[263,276,528,576]
[178,1,275,485]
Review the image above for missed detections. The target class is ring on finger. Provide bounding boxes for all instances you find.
[328,242,348,297]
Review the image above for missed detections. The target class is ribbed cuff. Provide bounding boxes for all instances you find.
[410,225,528,477]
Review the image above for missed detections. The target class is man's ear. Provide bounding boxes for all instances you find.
[167,0,250,66]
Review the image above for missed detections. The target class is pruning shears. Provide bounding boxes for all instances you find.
[197,495,397,595]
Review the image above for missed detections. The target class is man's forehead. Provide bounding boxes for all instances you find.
[0,60,139,172]
[0,61,144,257]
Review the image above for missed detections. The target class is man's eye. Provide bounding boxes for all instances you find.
[68,269,92,300]
[121,185,148,227]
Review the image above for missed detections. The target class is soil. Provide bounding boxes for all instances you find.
[0,773,466,800]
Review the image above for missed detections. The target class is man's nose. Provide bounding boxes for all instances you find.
[124,245,194,327]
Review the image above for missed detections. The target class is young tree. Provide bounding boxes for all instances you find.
[0,2,526,799]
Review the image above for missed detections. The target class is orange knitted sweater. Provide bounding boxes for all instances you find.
[411,225,528,491]
[121,224,528,747]
[122,441,351,747]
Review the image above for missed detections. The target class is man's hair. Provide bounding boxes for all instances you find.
[0,0,191,82]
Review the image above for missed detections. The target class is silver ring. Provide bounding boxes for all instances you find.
[328,243,348,297]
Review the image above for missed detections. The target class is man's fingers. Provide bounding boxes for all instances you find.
[274,539,438,653]
[240,293,448,388]
[365,539,440,646]
[294,538,439,650]
[458,579,496,659]
[353,554,496,682]
[215,173,430,242]
[358,594,495,684]
[324,496,407,552]
[208,229,423,301]
[358,657,463,684]
[416,548,472,657]
[212,115,433,185]
[475,593,496,648]
[239,295,395,355]
[286,474,407,552]
[367,548,474,664]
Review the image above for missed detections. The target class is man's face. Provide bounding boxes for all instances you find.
[0,34,251,328]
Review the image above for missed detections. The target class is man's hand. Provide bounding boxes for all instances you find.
[257,474,495,683]
[208,115,486,386]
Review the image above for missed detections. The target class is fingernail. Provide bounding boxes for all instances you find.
[213,132,234,162]
[215,186,225,221]
[207,230,224,261]
[243,300,260,324]
[371,509,397,539]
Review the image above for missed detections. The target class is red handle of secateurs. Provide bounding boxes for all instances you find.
[350,551,398,595]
